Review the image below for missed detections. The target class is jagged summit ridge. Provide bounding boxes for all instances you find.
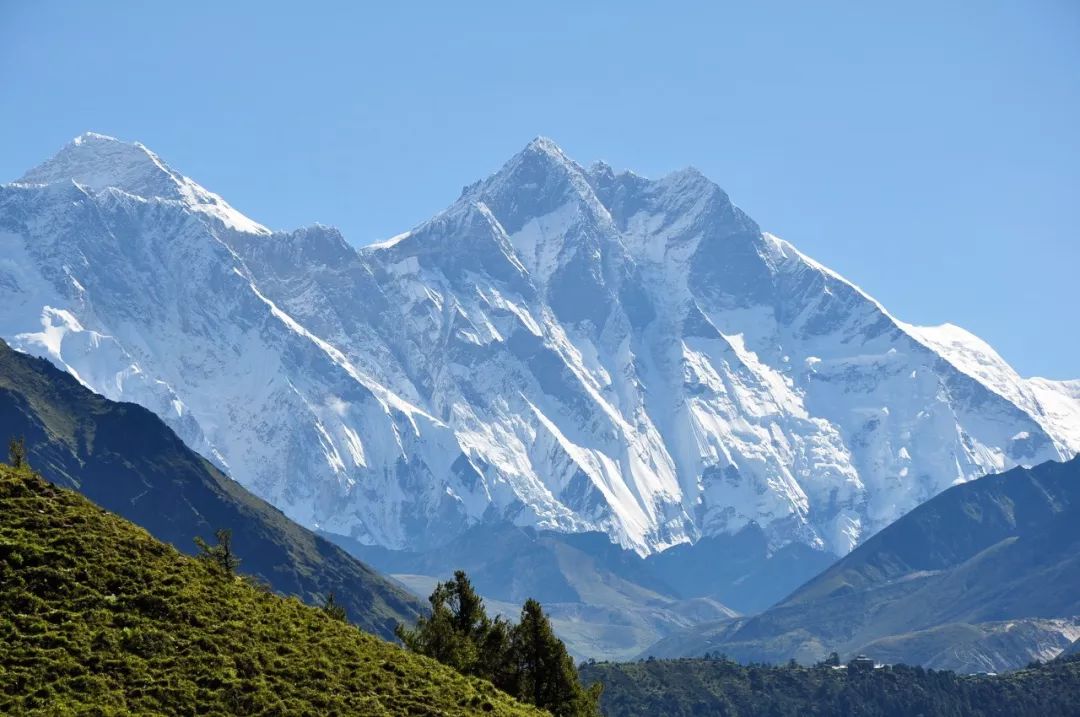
[18,132,269,235]
[1,133,1077,557]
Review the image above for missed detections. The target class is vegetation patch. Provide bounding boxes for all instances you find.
[580,653,1080,717]
[0,462,544,715]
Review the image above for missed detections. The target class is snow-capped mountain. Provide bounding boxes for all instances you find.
[1,133,1077,557]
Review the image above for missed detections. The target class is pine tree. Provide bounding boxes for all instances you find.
[396,571,601,715]
[511,598,601,717]
[476,612,516,695]
[396,570,485,674]
[194,528,240,576]
[7,436,28,471]
[321,591,348,622]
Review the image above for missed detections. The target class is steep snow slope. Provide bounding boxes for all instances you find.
[1,133,1076,557]
[903,321,1080,451]
[1,137,482,550]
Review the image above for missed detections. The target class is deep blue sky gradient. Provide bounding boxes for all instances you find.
[2,1,1077,377]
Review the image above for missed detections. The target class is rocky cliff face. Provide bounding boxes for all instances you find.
[2,132,1076,556]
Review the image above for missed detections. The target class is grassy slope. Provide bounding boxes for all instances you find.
[0,339,422,639]
[0,464,545,716]
[580,656,1080,717]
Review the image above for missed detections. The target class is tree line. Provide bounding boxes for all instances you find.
[397,570,602,717]
[580,653,1080,717]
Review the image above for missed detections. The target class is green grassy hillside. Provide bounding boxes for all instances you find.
[0,463,545,716]
[0,338,422,638]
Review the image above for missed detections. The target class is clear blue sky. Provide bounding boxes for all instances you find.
[2,1,1078,378]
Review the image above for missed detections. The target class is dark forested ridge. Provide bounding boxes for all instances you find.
[0,339,421,638]
[580,654,1080,717]
[0,462,543,715]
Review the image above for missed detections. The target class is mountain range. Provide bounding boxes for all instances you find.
[645,454,1080,672]
[2,132,1076,564]
[339,519,835,660]
[1,132,1078,664]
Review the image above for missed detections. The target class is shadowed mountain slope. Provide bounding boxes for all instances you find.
[644,456,1080,671]
[0,338,421,639]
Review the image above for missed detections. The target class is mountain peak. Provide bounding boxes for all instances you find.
[504,136,581,178]
[21,132,180,198]
[72,131,122,145]
[18,132,269,235]
[458,136,608,236]
[6,132,1076,580]
[522,135,568,159]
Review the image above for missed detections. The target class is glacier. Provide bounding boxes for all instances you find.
[1,132,1077,558]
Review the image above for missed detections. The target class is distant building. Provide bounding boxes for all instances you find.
[848,655,876,672]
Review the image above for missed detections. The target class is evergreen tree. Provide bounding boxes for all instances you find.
[397,571,600,715]
[194,528,239,576]
[396,570,490,675]
[7,436,27,471]
[476,613,516,694]
[321,591,348,622]
[511,598,601,717]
